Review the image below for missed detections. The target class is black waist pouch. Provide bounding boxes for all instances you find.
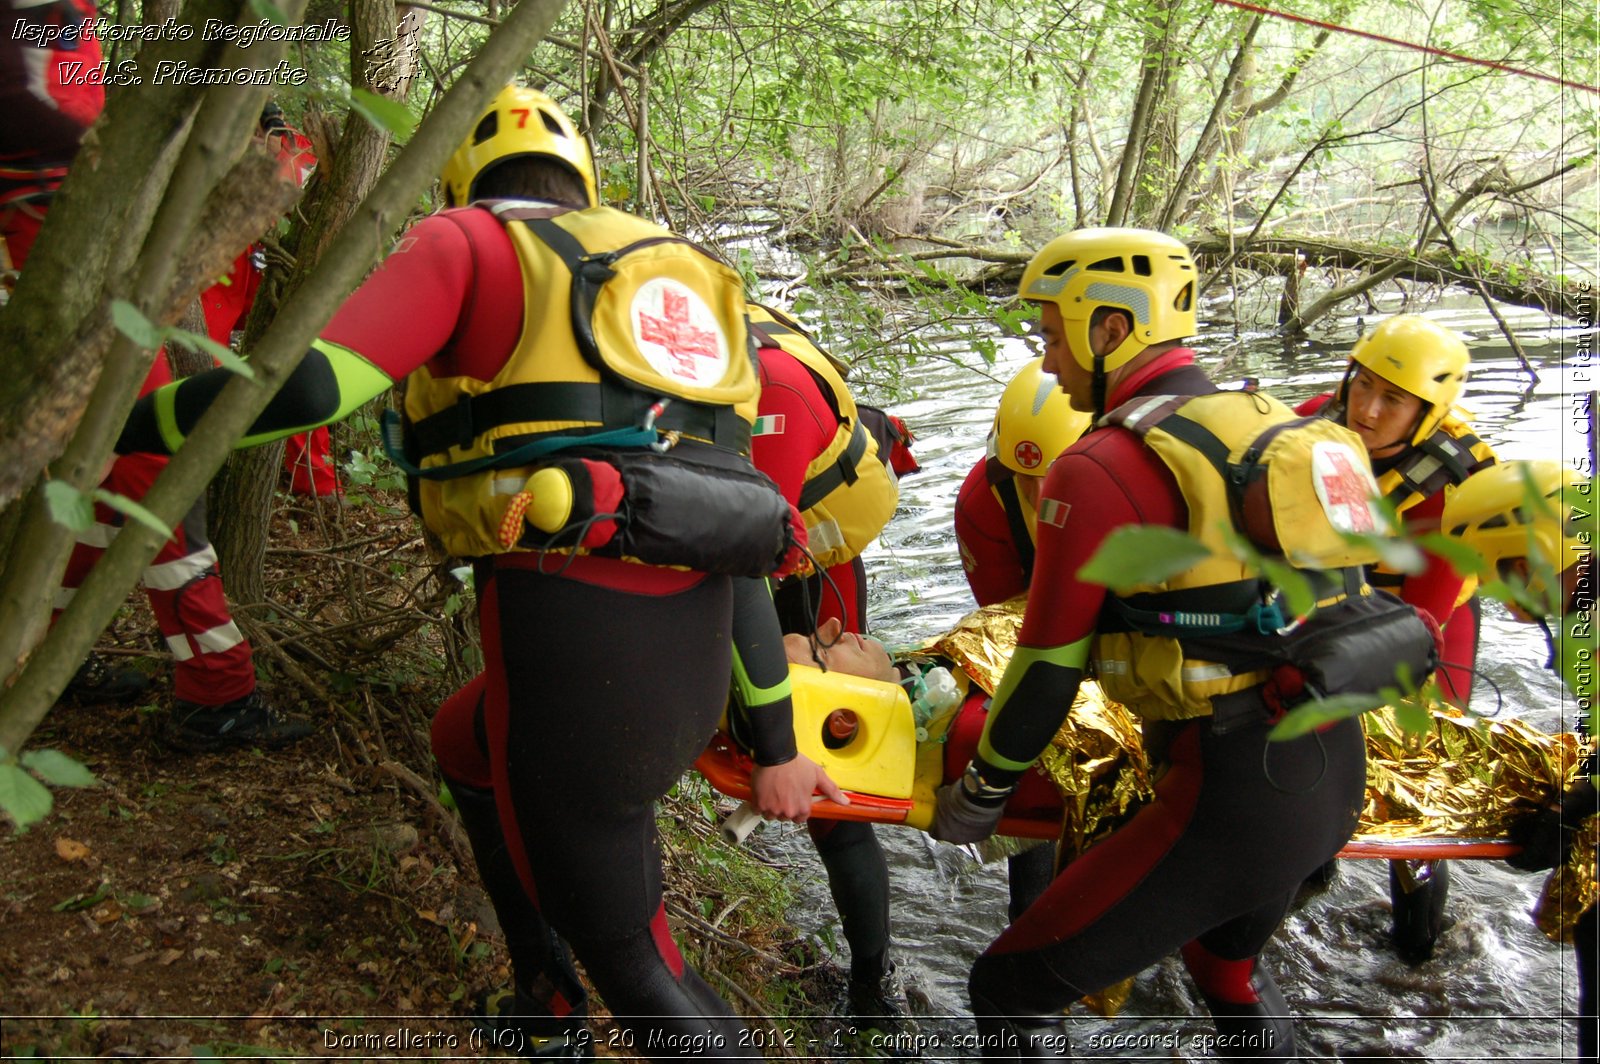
[1281,589,1438,699]
[520,444,797,578]
[1199,589,1439,734]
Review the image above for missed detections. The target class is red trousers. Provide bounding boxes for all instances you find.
[57,452,256,706]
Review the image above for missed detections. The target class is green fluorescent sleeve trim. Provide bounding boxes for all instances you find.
[234,341,393,449]
[321,341,396,421]
[977,635,1092,772]
[732,652,792,708]
[154,384,185,453]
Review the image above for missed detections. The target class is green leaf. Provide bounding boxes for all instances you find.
[109,300,162,349]
[1365,534,1425,575]
[163,327,255,380]
[51,883,110,912]
[1391,696,1433,736]
[91,489,174,541]
[1268,692,1386,740]
[1417,532,1487,581]
[21,749,97,788]
[1077,526,1212,592]
[1257,557,1315,618]
[42,479,94,533]
[350,88,416,144]
[0,763,54,832]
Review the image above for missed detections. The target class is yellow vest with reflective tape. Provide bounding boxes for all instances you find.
[404,204,760,558]
[1092,390,1381,721]
[1369,414,1497,606]
[748,305,899,571]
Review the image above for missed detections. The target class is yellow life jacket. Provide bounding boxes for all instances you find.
[747,304,899,570]
[1091,389,1385,721]
[402,203,762,559]
[1366,413,1497,603]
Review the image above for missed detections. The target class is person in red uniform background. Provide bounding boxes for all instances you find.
[952,357,1091,920]
[931,228,1392,1060]
[744,305,916,1027]
[1298,315,1497,964]
[117,84,842,1059]
[2,0,309,749]
[196,102,338,499]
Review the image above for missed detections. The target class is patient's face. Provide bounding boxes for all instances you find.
[783,616,898,683]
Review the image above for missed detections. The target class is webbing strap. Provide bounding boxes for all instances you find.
[409,380,747,458]
[381,408,659,481]
[798,421,868,511]
[1384,431,1491,507]
[996,478,1036,582]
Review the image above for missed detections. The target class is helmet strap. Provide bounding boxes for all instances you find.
[1092,355,1108,418]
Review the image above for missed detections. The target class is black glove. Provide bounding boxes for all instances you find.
[1506,805,1574,873]
[930,765,1011,844]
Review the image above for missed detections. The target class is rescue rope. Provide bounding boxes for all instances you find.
[1213,0,1600,96]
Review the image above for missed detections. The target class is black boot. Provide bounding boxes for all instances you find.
[1199,964,1297,1061]
[1389,859,1451,964]
[447,778,590,1056]
[971,993,1071,1061]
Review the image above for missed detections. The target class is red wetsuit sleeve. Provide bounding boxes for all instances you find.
[979,428,1185,775]
[1296,392,1334,417]
[1020,429,1186,648]
[750,347,837,507]
[954,458,1027,607]
[321,208,522,382]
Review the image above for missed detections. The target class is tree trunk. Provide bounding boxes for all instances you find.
[1106,0,1179,226]
[211,0,400,607]
[0,0,573,760]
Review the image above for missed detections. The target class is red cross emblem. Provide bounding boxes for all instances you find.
[638,287,721,378]
[1014,440,1043,469]
[1318,447,1376,532]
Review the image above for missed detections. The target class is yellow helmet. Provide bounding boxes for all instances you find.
[1341,315,1469,446]
[1018,227,1198,376]
[439,85,596,208]
[987,357,1093,475]
[1442,460,1591,612]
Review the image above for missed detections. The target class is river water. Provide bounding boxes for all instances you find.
[744,288,1593,1061]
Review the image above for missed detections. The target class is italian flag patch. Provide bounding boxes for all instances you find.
[752,414,787,437]
[1038,497,1070,528]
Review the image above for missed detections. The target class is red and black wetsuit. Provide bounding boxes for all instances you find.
[752,346,868,633]
[953,458,1031,608]
[952,454,1059,918]
[748,343,893,991]
[121,203,803,1054]
[965,353,1367,1055]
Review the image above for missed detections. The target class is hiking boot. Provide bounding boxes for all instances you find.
[63,654,150,705]
[847,965,920,1052]
[477,987,593,1060]
[168,691,311,752]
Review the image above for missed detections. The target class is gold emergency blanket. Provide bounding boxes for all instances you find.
[913,598,1597,944]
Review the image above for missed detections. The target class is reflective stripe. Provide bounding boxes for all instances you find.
[806,518,846,558]
[76,522,120,549]
[1181,663,1233,682]
[166,634,195,661]
[1094,659,1130,676]
[1113,395,1175,431]
[490,476,525,496]
[143,545,218,591]
[193,621,245,654]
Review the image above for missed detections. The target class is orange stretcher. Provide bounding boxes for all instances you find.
[695,663,1519,860]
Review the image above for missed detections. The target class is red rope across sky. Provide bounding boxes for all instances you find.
[1214,0,1600,95]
